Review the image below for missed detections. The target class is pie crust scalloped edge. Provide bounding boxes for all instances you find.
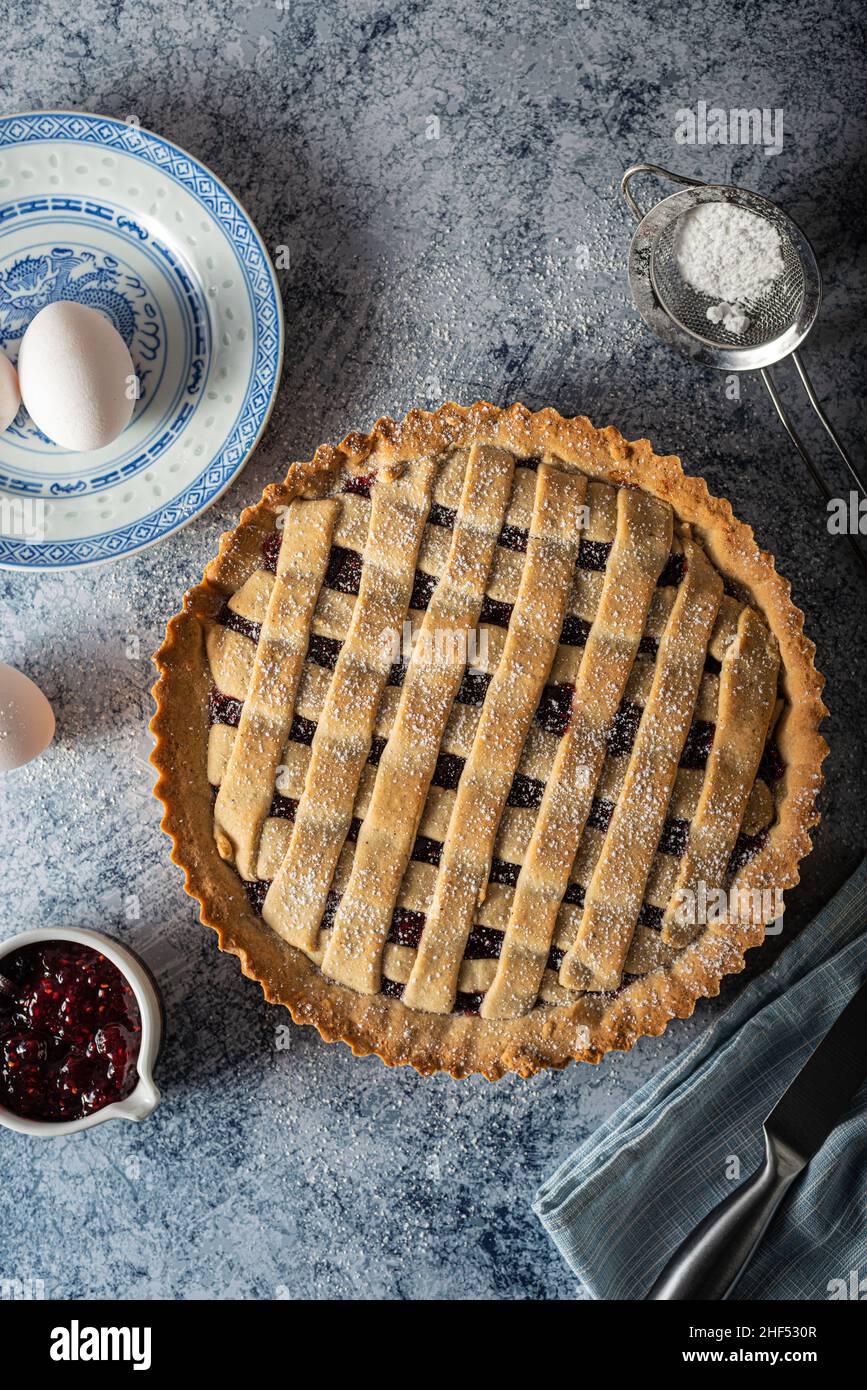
[149,401,829,1080]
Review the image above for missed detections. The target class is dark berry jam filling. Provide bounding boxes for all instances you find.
[578,538,611,572]
[326,546,363,595]
[463,925,505,960]
[478,594,514,628]
[680,719,716,769]
[0,941,142,1123]
[343,472,375,498]
[321,891,342,931]
[289,714,317,747]
[432,751,465,791]
[607,702,642,757]
[535,682,574,738]
[208,688,243,727]
[456,669,493,706]
[639,903,665,932]
[306,634,341,670]
[411,834,443,867]
[388,908,426,949]
[428,502,457,529]
[244,880,271,914]
[507,771,546,809]
[499,523,529,553]
[657,817,690,858]
[410,570,437,610]
[587,798,613,832]
[759,741,784,784]
[489,858,519,887]
[268,792,297,820]
[216,601,261,643]
[559,614,591,647]
[388,657,409,688]
[658,551,686,588]
[728,830,767,876]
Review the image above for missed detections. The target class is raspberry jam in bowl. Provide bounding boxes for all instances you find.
[0,929,162,1137]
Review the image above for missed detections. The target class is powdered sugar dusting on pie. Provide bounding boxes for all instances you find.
[151,403,827,1078]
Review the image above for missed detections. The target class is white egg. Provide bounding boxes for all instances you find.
[0,352,20,433]
[0,661,55,772]
[18,301,136,452]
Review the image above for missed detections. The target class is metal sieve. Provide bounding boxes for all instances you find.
[621,163,865,571]
[651,197,806,353]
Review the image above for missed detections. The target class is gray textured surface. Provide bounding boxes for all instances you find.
[1,0,865,1301]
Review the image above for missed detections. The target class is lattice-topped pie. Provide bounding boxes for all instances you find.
[151,403,827,1078]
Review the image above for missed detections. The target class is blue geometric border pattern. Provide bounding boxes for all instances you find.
[0,112,283,568]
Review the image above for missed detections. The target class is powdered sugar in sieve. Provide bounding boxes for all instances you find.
[673,203,785,335]
[622,161,866,576]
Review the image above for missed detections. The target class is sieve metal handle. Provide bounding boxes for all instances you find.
[791,350,866,500]
[620,163,707,222]
[761,366,867,578]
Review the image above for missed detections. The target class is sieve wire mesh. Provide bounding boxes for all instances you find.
[650,201,806,350]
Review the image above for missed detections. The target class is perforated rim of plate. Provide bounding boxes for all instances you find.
[0,110,284,570]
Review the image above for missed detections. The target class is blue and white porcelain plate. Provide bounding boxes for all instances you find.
[0,111,283,570]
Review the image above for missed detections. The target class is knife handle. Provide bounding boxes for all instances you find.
[645,1129,801,1300]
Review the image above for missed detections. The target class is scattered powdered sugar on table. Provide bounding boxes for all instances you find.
[673,203,785,335]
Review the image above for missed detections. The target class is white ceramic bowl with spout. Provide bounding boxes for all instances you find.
[0,927,162,1137]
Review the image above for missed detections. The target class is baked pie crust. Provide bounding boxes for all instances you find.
[151,402,827,1078]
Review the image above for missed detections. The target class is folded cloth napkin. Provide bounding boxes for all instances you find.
[534,856,867,1300]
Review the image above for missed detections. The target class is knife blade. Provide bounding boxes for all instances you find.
[766,974,867,1161]
[647,974,867,1300]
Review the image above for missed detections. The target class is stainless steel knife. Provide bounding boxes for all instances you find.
[646,975,867,1300]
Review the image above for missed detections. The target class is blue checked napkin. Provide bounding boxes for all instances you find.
[534,856,867,1300]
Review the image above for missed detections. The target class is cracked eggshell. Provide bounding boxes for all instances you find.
[0,662,55,772]
[17,301,136,452]
[0,352,20,432]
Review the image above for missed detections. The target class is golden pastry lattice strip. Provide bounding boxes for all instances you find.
[226,736,774,883]
[402,464,588,1014]
[560,539,724,992]
[482,486,673,1020]
[205,623,256,702]
[200,458,784,1009]
[213,499,338,880]
[322,444,516,993]
[262,457,438,951]
[661,606,780,948]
